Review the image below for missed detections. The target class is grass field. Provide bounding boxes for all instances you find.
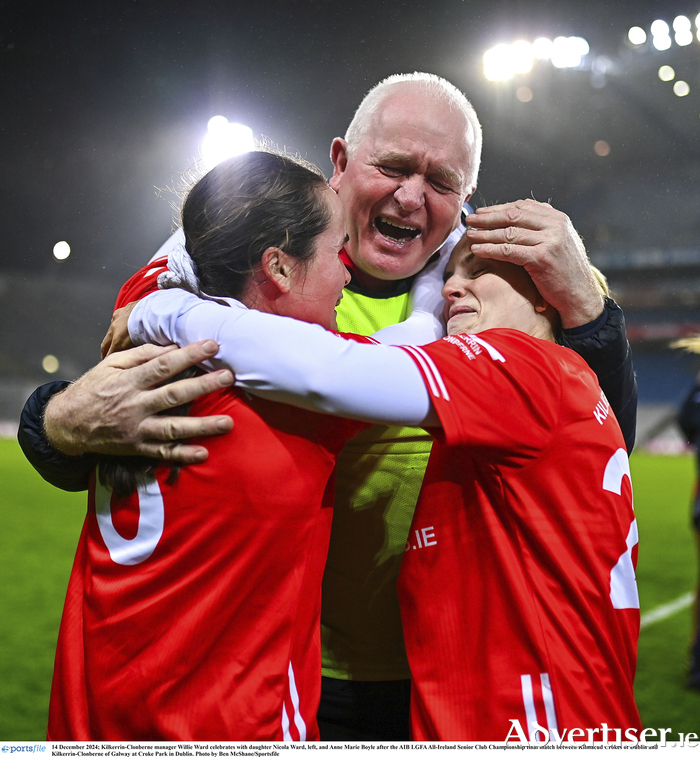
[0,439,698,740]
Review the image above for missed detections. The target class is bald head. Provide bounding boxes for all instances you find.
[329,74,480,290]
[344,73,482,195]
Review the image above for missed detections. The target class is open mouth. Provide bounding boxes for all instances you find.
[374,216,420,242]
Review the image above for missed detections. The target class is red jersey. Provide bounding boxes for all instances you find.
[399,330,641,741]
[49,262,368,740]
[114,255,168,307]
[49,387,364,741]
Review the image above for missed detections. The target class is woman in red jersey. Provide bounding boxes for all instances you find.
[130,235,642,742]
[49,151,408,741]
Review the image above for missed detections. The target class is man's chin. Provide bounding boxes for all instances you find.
[357,245,432,283]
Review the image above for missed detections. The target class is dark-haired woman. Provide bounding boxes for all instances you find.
[129,235,641,741]
[47,152,433,741]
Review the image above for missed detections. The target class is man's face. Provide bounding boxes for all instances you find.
[330,87,474,288]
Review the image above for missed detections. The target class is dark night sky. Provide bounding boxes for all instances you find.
[2,0,686,285]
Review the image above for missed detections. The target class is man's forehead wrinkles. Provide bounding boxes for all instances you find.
[372,149,416,165]
[372,149,464,188]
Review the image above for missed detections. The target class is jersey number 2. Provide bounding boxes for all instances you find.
[603,448,639,610]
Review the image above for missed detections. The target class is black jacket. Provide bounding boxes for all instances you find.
[678,379,700,446]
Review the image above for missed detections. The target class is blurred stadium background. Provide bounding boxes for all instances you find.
[2,0,700,740]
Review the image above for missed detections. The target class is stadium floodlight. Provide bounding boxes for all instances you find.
[674,80,690,97]
[201,117,255,169]
[484,44,516,81]
[658,65,675,81]
[550,36,589,68]
[483,34,589,81]
[533,37,553,59]
[650,19,672,50]
[42,355,60,374]
[510,40,534,74]
[675,29,693,46]
[628,26,647,45]
[696,12,700,28]
[53,241,70,260]
[652,34,672,50]
[651,19,670,36]
[674,17,693,46]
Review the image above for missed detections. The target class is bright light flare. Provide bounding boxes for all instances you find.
[551,36,589,68]
[650,19,672,50]
[533,37,553,59]
[674,80,690,97]
[652,34,672,50]
[674,16,693,45]
[201,117,254,169]
[53,241,70,260]
[658,65,675,81]
[511,40,534,74]
[484,44,515,81]
[628,27,647,45]
[42,355,60,374]
[483,40,534,80]
[484,35,588,81]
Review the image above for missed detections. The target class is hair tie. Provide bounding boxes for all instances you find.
[158,239,200,291]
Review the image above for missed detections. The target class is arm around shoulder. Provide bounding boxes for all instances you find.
[17,382,96,492]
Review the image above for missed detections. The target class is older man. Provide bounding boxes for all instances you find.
[19,73,636,741]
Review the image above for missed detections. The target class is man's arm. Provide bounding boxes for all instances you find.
[560,298,637,452]
[18,342,235,491]
[465,199,637,450]
[18,381,96,491]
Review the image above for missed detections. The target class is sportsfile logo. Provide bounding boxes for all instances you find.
[1,747,47,753]
[505,719,699,746]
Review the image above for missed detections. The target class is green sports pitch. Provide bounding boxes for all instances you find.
[0,438,698,740]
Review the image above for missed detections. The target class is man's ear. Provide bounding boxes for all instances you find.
[329,138,348,192]
[260,247,294,294]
